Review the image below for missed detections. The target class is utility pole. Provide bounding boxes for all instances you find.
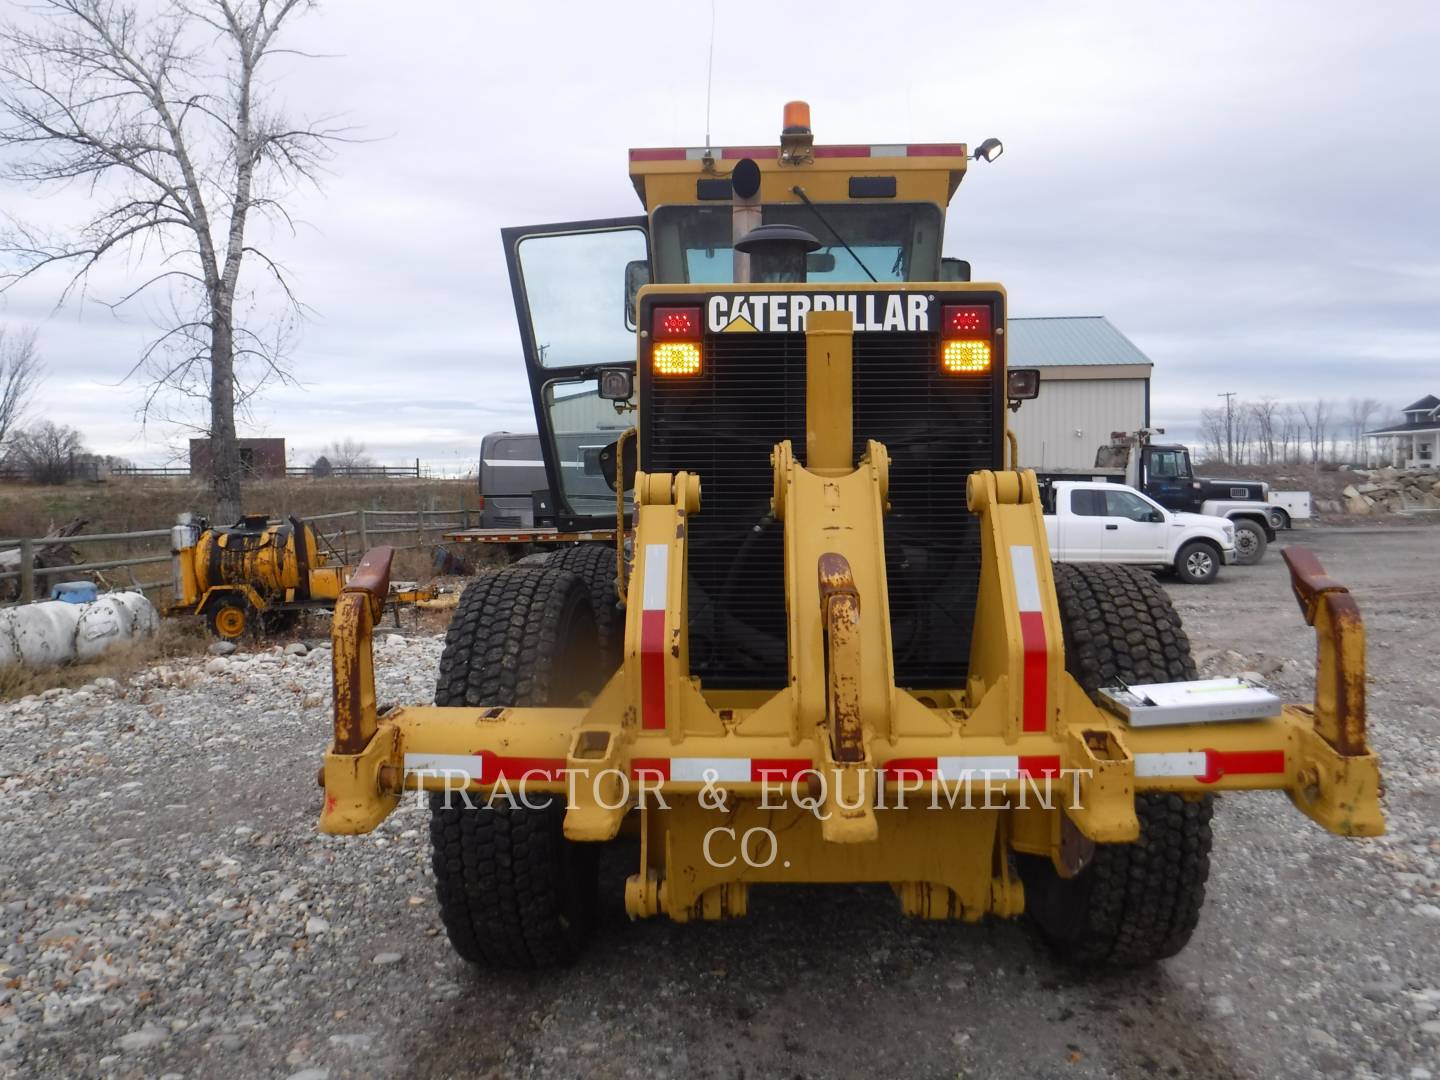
[1217,391,1236,463]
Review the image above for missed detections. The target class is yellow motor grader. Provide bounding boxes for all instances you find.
[318,103,1383,969]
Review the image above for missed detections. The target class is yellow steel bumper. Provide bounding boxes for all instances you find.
[317,497,1383,925]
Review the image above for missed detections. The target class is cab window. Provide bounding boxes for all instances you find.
[1070,489,1105,516]
[651,202,943,284]
[516,227,647,367]
[542,378,633,517]
[1105,490,1159,521]
[1149,449,1190,479]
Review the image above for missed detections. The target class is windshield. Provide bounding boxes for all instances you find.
[543,378,633,517]
[652,202,943,285]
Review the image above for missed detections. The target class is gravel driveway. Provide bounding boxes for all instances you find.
[1,525,1437,1079]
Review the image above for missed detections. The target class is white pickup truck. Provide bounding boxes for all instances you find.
[1044,481,1238,584]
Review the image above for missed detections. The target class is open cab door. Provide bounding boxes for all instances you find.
[501,218,649,531]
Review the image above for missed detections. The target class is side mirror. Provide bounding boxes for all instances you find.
[1149,509,1166,523]
[624,260,650,330]
[597,435,638,493]
[597,368,633,402]
[806,252,836,274]
[940,257,971,282]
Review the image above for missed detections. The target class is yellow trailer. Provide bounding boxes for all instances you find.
[317,103,1382,969]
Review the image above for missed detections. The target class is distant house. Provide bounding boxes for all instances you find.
[189,437,287,479]
[1365,396,1439,470]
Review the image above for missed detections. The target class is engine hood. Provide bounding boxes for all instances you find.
[1173,511,1234,536]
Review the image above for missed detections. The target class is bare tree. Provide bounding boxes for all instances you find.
[9,419,85,483]
[321,437,374,471]
[1232,402,1256,465]
[1278,403,1301,465]
[1346,397,1382,465]
[0,325,43,450]
[0,0,344,521]
[1295,399,1331,465]
[1197,406,1228,463]
[1249,398,1279,464]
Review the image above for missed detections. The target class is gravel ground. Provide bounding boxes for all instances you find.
[0,524,1437,1080]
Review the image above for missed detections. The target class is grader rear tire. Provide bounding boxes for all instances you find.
[428,568,602,969]
[547,543,622,664]
[1017,562,1215,968]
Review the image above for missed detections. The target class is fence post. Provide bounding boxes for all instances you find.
[19,538,34,604]
[357,509,369,554]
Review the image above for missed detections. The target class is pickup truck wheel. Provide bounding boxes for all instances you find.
[428,568,601,969]
[1018,562,1213,967]
[1231,519,1267,565]
[1268,507,1290,530]
[1175,541,1219,584]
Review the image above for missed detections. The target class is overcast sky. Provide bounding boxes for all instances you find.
[2,0,1437,469]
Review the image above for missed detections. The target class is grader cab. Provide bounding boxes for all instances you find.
[318,103,1383,969]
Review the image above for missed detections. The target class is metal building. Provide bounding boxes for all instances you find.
[1007,317,1153,470]
[188,437,287,479]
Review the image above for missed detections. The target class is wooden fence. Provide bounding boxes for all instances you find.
[0,507,472,608]
[107,462,433,480]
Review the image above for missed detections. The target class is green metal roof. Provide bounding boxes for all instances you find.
[1008,316,1153,369]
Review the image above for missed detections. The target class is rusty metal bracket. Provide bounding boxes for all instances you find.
[614,426,636,602]
[1281,547,1367,756]
[818,552,864,763]
[345,545,394,621]
[332,546,393,756]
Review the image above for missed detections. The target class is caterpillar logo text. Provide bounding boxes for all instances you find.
[707,292,933,334]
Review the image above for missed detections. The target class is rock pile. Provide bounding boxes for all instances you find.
[1338,469,1440,515]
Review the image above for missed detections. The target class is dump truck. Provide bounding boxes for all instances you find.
[317,102,1383,970]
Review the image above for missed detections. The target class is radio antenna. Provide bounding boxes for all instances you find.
[704,0,716,151]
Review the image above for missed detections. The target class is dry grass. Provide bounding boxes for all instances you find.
[0,616,211,702]
[0,478,493,701]
[0,475,478,541]
[1,476,489,608]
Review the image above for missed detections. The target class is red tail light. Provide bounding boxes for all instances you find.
[940,304,993,375]
[653,307,701,341]
[652,306,703,376]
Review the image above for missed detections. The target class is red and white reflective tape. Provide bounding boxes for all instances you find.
[628,143,969,162]
[883,755,1061,781]
[1135,749,1285,785]
[404,751,565,785]
[403,753,813,786]
[640,543,669,731]
[1009,544,1048,733]
[630,757,811,783]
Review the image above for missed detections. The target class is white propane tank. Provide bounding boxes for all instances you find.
[0,592,159,672]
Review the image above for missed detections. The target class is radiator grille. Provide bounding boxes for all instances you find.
[643,328,998,689]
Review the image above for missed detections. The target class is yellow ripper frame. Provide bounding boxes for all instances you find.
[317,309,1383,924]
